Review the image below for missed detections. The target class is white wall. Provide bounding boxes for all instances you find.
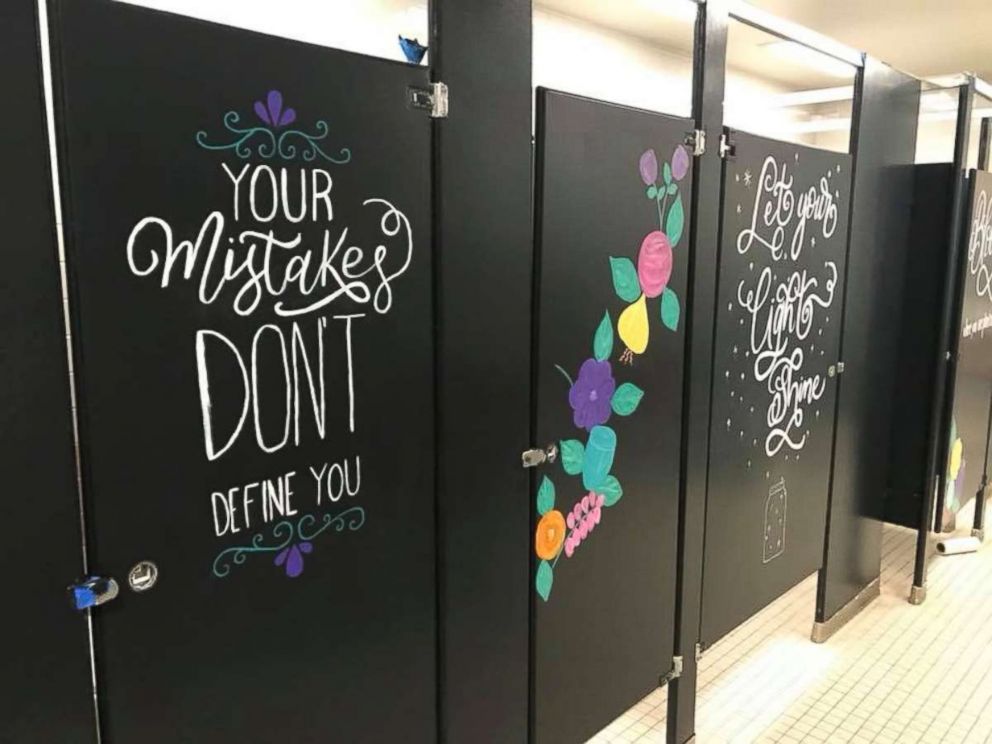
[533,8,823,147]
[118,0,429,63]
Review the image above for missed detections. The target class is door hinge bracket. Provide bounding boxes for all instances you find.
[685,129,706,156]
[409,81,448,118]
[720,132,736,159]
[837,361,845,374]
[661,655,684,685]
[522,443,558,468]
[695,642,703,661]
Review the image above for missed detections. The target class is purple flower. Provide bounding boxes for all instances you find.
[671,145,690,181]
[568,358,616,431]
[639,149,659,185]
[274,541,312,578]
[254,90,296,128]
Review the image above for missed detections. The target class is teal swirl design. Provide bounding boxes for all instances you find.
[196,111,277,159]
[297,506,366,541]
[212,520,293,578]
[211,505,366,578]
[277,121,352,164]
[196,112,350,164]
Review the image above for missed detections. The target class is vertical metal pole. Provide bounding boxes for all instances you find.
[973,385,991,540]
[912,82,975,604]
[978,117,991,171]
[973,128,991,541]
[667,1,727,742]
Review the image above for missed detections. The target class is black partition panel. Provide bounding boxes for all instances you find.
[886,164,957,528]
[701,131,851,645]
[532,90,690,744]
[51,2,435,741]
[942,169,992,530]
[818,61,920,621]
[1,1,94,740]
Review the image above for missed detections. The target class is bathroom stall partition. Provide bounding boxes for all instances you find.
[700,131,852,645]
[50,1,438,740]
[884,79,992,602]
[530,88,693,744]
[0,0,94,740]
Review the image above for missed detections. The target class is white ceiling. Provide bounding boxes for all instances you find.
[535,0,992,88]
[750,0,992,82]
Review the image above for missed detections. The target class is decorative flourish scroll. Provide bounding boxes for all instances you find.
[213,506,365,579]
[196,90,351,164]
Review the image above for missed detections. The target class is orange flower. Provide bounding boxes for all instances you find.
[535,510,566,560]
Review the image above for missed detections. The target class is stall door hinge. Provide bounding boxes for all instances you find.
[408,81,449,118]
[522,443,558,468]
[684,129,706,156]
[720,132,736,159]
[837,361,846,374]
[661,655,684,685]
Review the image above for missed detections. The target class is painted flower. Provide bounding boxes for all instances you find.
[639,149,659,185]
[568,358,616,430]
[254,90,297,128]
[671,144,690,181]
[535,510,566,560]
[274,541,312,578]
[564,492,605,557]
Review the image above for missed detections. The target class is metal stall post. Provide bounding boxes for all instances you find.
[970,113,992,541]
[913,80,976,604]
[667,1,728,742]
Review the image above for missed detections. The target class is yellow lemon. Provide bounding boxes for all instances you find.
[618,294,649,355]
[950,437,963,480]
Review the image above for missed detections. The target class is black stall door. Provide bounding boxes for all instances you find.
[50,2,435,741]
[701,131,851,645]
[532,90,690,744]
[940,169,992,531]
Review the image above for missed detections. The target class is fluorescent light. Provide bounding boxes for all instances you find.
[637,0,698,23]
[763,40,856,80]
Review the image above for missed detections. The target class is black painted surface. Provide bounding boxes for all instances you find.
[0,1,93,741]
[532,90,690,744]
[885,165,956,529]
[51,2,435,741]
[431,1,532,740]
[531,90,689,744]
[669,2,726,741]
[817,60,920,621]
[941,170,992,531]
[701,132,851,646]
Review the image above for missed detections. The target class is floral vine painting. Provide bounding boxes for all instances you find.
[534,144,689,602]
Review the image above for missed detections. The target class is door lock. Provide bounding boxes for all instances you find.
[522,443,558,468]
[68,576,119,611]
[128,560,159,592]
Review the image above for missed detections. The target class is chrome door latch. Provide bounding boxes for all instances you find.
[522,443,558,468]
[68,576,119,611]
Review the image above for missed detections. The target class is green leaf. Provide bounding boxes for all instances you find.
[661,287,681,331]
[663,161,672,186]
[536,560,554,601]
[667,182,678,195]
[667,193,685,247]
[598,475,623,506]
[593,312,613,361]
[609,257,641,303]
[646,184,658,199]
[560,440,585,475]
[536,475,555,515]
[611,382,644,416]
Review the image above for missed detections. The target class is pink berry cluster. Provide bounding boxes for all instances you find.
[564,492,605,557]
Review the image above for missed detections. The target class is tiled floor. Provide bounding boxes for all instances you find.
[589,516,992,743]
